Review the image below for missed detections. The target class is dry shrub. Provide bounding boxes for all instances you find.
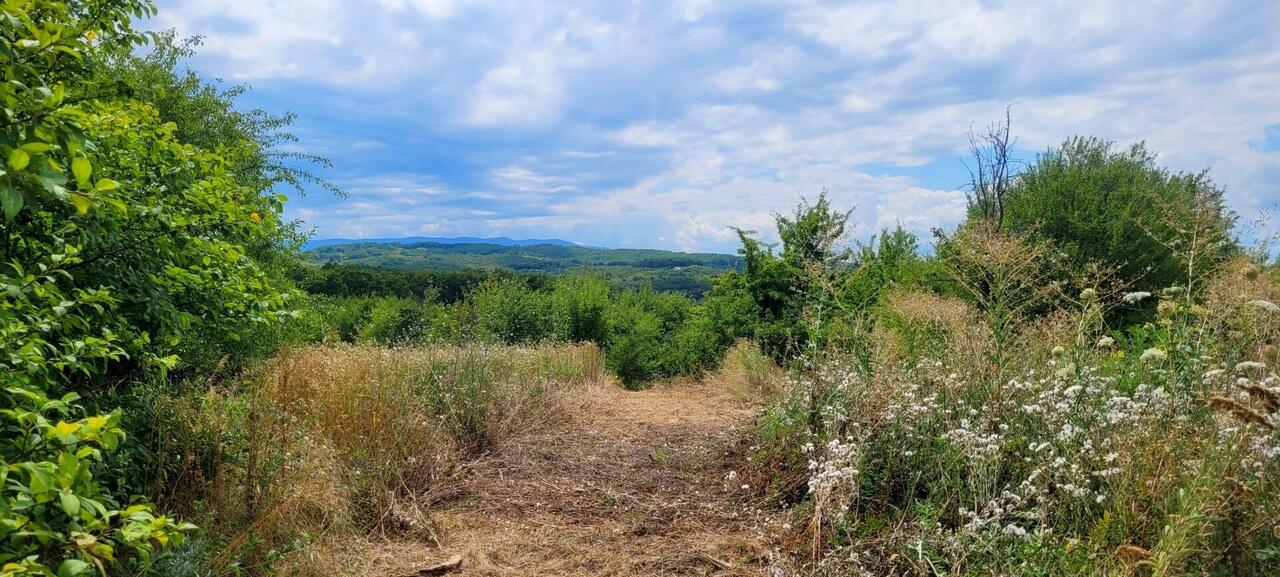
[714,339,784,400]
[1013,307,1079,360]
[941,223,1061,387]
[259,343,607,529]
[1204,256,1280,366]
[873,289,989,372]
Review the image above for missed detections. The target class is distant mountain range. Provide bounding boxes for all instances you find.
[304,236,579,250]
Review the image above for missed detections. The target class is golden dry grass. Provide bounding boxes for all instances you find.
[713,339,785,402]
[171,343,611,576]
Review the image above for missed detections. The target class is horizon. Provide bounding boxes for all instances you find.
[153,1,1280,253]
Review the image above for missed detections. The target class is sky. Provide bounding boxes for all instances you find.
[151,0,1280,253]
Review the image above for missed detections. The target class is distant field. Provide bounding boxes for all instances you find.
[304,241,742,296]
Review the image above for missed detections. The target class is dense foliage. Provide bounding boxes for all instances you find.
[1,1,327,574]
[292,262,544,302]
[1001,137,1238,294]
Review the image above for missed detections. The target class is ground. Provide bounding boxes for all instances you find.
[368,380,781,577]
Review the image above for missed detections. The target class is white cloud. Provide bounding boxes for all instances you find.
[490,166,577,193]
[160,0,1280,251]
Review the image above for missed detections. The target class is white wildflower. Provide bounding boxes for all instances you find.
[1140,348,1167,363]
[1096,336,1115,348]
[1122,291,1152,304]
[1236,361,1266,373]
[1003,523,1029,539]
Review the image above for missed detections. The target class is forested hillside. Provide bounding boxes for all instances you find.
[304,241,741,296]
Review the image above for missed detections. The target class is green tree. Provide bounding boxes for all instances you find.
[1,1,200,574]
[723,191,857,359]
[1,1,318,573]
[1001,137,1237,293]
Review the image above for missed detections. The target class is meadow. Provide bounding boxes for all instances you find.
[3,2,1278,576]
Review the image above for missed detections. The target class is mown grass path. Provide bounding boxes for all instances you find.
[428,381,773,576]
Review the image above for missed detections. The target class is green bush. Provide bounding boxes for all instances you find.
[463,278,554,344]
[547,275,610,344]
[1002,137,1237,293]
[0,1,232,572]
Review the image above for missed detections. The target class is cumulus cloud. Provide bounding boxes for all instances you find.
[158,0,1280,251]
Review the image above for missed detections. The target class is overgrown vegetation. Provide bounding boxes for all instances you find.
[143,343,605,576]
[3,2,1275,575]
[745,124,1277,575]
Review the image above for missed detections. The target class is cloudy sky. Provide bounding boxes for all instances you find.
[151,0,1280,252]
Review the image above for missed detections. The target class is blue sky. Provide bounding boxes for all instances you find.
[152,0,1280,253]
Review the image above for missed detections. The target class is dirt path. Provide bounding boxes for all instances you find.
[427,381,776,576]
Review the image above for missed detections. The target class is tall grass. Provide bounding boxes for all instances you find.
[149,343,606,576]
[716,339,784,400]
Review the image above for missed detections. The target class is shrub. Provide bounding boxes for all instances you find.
[605,297,667,387]
[757,253,1280,575]
[547,274,610,343]
[463,277,554,344]
[1001,137,1238,293]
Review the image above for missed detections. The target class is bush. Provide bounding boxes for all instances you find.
[463,278,555,344]
[547,274,611,343]
[605,295,668,387]
[1002,137,1237,293]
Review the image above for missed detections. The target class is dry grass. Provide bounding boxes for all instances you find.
[160,343,608,576]
[873,289,989,372]
[714,339,784,401]
[430,379,774,576]
[1204,256,1280,366]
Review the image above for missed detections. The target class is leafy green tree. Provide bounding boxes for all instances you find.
[841,224,921,310]
[0,1,323,573]
[721,192,858,359]
[84,31,340,376]
[1001,137,1237,293]
[1,1,203,574]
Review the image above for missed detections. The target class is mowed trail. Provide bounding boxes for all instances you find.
[429,381,775,576]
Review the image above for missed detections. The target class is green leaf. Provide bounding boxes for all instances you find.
[58,452,79,478]
[94,178,118,192]
[57,559,89,577]
[71,156,91,186]
[19,142,52,153]
[0,182,22,220]
[59,490,81,516]
[68,192,90,215]
[8,149,30,171]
